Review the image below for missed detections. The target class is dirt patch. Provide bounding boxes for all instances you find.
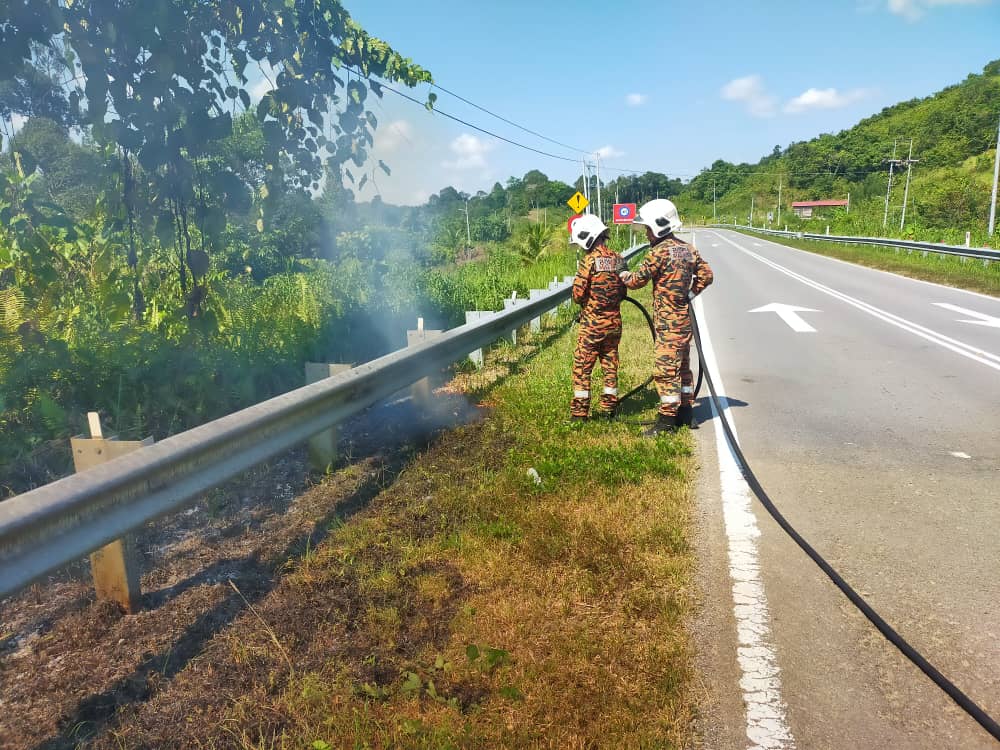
[0,389,486,750]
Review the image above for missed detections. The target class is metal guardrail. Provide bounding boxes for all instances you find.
[711,224,999,262]
[0,243,648,600]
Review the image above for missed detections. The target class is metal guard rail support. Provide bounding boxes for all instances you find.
[711,224,1000,262]
[0,244,648,599]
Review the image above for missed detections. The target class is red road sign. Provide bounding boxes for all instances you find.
[613,203,636,224]
[567,213,582,234]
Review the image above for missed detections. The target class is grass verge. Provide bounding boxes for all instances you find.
[733,229,1000,297]
[86,288,695,749]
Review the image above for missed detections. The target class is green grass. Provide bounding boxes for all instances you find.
[175,285,698,749]
[734,228,1000,297]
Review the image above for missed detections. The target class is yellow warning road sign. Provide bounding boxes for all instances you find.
[567,191,589,214]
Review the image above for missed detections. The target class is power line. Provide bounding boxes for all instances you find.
[346,67,580,164]
[349,67,903,186]
[429,81,590,155]
[351,68,694,178]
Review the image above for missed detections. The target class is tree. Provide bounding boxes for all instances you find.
[0,0,432,316]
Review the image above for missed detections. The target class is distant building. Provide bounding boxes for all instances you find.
[791,199,849,218]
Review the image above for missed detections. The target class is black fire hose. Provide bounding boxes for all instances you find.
[612,296,704,419]
[688,304,1000,743]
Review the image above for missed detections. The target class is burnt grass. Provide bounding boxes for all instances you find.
[0,329,561,749]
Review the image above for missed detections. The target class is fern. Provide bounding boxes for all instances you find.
[0,287,26,333]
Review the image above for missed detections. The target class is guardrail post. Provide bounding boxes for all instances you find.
[407,318,443,404]
[464,311,492,368]
[528,289,545,333]
[304,362,353,471]
[503,294,529,345]
[562,276,575,309]
[70,412,151,613]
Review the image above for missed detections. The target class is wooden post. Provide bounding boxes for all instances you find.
[406,318,443,404]
[70,412,152,613]
[304,363,353,472]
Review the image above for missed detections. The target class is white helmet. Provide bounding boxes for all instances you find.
[632,198,682,238]
[568,213,609,250]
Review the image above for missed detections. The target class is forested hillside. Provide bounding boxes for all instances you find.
[676,59,1000,243]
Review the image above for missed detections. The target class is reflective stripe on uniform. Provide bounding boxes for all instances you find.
[574,390,590,398]
[603,387,618,396]
[681,386,694,394]
[661,394,680,404]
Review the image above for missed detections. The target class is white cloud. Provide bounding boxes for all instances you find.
[594,145,624,159]
[625,93,647,107]
[720,75,777,118]
[783,87,874,114]
[374,119,414,155]
[442,133,494,170]
[887,0,991,21]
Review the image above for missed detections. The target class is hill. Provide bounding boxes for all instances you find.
[675,59,1000,243]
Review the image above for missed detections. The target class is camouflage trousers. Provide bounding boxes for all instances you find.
[571,325,621,417]
[653,326,694,416]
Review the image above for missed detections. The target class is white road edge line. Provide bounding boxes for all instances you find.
[729,228,1000,303]
[694,292,796,750]
[712,232,1000,371]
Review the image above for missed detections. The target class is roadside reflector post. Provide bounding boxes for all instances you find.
[70,412,152,613]
[407,320,443,404]
[965,231,971,247]
[826,225,830,235]
[304,363,353,472]
[528,289,546,333]
[464,311,492,368]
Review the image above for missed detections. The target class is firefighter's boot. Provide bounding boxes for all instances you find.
[676,405,694,429]
[643,413,677,437]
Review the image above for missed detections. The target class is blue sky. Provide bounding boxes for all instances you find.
[338,0,999,204]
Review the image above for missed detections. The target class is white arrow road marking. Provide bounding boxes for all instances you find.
[695,295,796,750]
[713,232,1000,371]
[749,303,821,333]
[933,303,1000,328]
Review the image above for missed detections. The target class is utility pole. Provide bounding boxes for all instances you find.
[595,154,603,223]
[883,140,900,229]
[462,198,472,257]
[777,176,782,225]
[899,139,918,232]
[581,158,590,213]
[990,111,1000,237]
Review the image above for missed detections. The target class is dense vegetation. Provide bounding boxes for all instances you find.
[0,2,592,493]
[2,2,995,496]
[676,59,1000,244]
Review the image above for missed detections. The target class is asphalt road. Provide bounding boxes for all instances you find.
[687,229,999,750]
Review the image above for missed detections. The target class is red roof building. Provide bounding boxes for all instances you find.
[791,199,849,218]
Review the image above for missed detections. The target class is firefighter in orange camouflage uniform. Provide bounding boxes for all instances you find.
[569,214,626,420]
[620,199,713,435]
